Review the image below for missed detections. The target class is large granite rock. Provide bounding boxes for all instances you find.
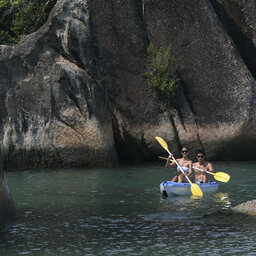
[90,0,180,162]
[145,0,256,160]
[1,0,256,168]
[0,0,118,168]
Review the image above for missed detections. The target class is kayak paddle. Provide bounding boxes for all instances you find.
[155,136,203,197]
[192,166,230,183]
[159,156,230,183]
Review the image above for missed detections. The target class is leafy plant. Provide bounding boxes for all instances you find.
[145,44,179,105]
[0,0,57,45]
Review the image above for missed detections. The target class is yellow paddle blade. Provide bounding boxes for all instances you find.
[190,183,203,197]
[212,172,230,183]
[155,137,169,153]
[186,179,203,196]
[158,156,174,162]
[158,156,167,160]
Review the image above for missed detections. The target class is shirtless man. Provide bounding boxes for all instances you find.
[165,147,193,183]
[193,150,213,183]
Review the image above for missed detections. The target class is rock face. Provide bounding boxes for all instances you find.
[145,0,256,160]
[232,200,256,216]
[0,0,118,168]
[1,0,256,168]
[210,0,256,79]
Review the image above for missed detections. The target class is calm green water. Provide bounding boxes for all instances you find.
[1,162,256,255]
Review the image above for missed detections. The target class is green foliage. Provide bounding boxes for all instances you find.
[145,44,179,105]
[0,0,56,45]
[0,0,9,8]
[11,1,45,43]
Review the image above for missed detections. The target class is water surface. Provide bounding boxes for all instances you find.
[1,162,256,255]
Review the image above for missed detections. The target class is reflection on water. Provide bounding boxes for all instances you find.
[212,193,231,209]
[0,162,256,255]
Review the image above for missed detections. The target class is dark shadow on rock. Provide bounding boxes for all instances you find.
[210,0,256,79]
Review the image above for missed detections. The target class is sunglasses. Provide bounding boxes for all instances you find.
[182,150,188,153]
[197,155,204,158]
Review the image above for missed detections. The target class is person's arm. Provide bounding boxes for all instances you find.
[188,160,193,176]
[165,154,176,168]
[193,162,199,179]
[207,162,213,172]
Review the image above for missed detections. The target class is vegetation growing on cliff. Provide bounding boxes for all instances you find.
[0,0,57,45]
[145,44,179,105]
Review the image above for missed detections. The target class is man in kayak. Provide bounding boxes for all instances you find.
[193,150,213,183]
[165,147,193,183]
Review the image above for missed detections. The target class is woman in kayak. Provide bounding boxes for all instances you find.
[165,147,193,183]
[193,150,213,183]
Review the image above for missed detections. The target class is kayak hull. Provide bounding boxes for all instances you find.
[160,181,219,196]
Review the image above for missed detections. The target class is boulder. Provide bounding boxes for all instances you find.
[232,200,256,216]
[145,0,256,160]
[90,0,181,162]
[0,0,118,168]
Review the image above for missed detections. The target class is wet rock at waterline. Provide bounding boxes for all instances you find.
[232,200,256,216]
[1,0,256,168]
[0,177,16,229]
[0,158,16,229]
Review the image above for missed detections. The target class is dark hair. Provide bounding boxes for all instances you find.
[197,150,205,155]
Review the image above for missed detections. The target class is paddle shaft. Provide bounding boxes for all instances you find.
[193,166,230,182]
[193,166,212,175]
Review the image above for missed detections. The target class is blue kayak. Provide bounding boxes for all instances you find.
[160,181,219,196]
